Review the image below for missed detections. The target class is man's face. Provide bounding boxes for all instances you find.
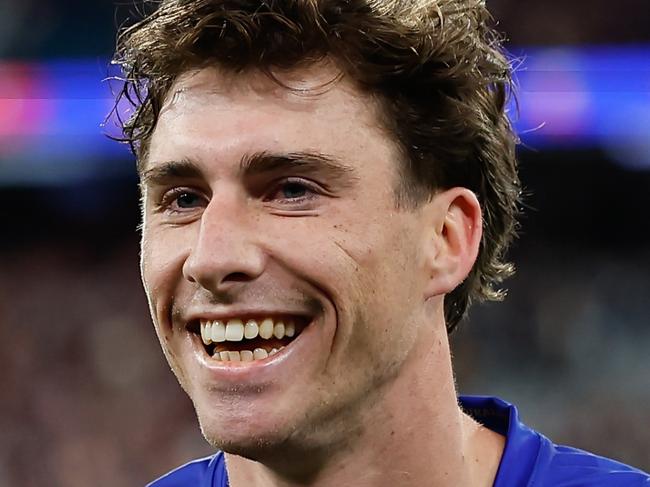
[141,63,436,457]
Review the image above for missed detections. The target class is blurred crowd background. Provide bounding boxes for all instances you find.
[1,0,649,486]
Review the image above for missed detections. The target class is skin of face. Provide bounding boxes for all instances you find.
[140,62,484,479]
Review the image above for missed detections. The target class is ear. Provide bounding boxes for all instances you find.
[422,187,482,298]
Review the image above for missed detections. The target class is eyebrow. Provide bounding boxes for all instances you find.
[240,151,357,185]
[140,151,357,187]
[140,158,204,188]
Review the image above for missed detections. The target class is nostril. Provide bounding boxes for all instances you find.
[223,272,254,283]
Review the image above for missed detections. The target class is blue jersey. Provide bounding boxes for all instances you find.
[148,396,650,486]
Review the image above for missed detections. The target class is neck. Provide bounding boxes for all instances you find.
[225,311,504,487]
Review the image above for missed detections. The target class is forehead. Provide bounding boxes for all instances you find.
[145,63,395,175]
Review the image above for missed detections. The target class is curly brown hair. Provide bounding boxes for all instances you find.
[113,0,521,332]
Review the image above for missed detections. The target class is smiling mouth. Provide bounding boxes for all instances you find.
[190,316,310,362]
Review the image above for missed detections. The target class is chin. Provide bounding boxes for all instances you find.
[202,425,333,479]
[201,426,306,466]
[196,406,296,455]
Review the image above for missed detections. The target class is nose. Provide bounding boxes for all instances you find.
[182,195,266,294]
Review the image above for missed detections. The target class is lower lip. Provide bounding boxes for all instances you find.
[191,320,315,383]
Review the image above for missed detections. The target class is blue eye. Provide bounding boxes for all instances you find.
[157,188,206,214]
[280,181,309,199]
[175,192,202,208]
[262,178,321,210]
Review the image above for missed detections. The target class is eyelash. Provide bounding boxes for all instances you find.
[158,187,205,213]
[264,178,320,203]
[155,177,323,215]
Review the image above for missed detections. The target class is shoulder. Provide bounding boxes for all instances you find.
[531,440,650,486]
[146,452,228,487]
[459,395,650,487]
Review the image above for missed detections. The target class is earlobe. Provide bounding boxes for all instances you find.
[423,188,482,298]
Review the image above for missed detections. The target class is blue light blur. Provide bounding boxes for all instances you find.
[0,45,649,185]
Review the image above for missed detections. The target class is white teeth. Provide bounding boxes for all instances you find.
[253,348,268,360]
[212,345,286,362]
[225,319,244,341]
[244,320,259,339]
[273,321,285,339]
[259,318,274,339]
[211,321,226,342]
[285,321,295,338]
[201,322,211,345]
[200,316,302,355]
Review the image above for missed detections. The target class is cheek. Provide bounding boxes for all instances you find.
[140,226,191,315]
[141,228,195,384]
[360,225,424,312]
[326,219,424,344]
[334,218,423,297]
